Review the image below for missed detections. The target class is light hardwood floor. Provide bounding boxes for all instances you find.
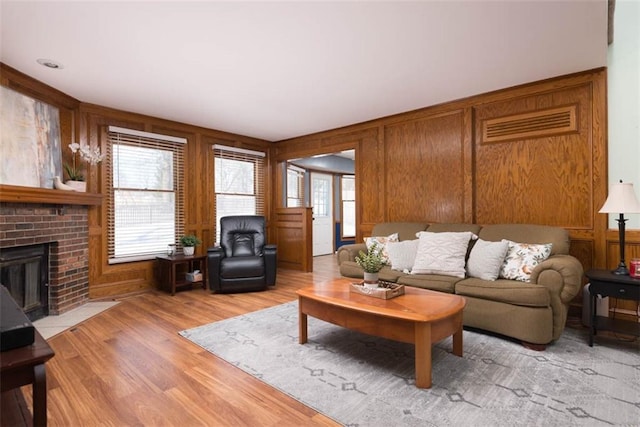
[4,255,342,427]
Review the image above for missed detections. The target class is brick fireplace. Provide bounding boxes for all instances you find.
[0,202,90,315]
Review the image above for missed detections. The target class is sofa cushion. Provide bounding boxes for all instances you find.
[371,223,429,241]
[478,224,569,255]
[499,241,553,282]
[338,262,405,282]
[220,256,264,279]
[455,278,551,307]
[386,239,419,272]
[396,274,460,293]
[364,233,398,264]
[466,239,509,281]
[411,231,476,277]
[378,266,405,283]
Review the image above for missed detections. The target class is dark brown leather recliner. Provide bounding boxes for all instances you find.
[207,215,277,293]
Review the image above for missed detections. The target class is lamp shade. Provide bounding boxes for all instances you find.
[599,182,640,214]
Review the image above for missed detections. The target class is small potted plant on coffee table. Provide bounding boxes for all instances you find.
[180,234,201,256]
[355,242,386,288]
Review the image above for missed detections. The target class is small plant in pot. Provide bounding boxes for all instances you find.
[355,242,386,288]
[180,234,201,256]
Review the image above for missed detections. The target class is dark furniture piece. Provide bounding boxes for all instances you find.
[155,254,207,296]
[1,285,54,427]
[1,285,35,351]
[208,216,277,293]
[586,269,640,346]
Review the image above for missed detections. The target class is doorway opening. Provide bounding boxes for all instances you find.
[285,150,356,256]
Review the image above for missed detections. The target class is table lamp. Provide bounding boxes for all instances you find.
[599,180,640,275]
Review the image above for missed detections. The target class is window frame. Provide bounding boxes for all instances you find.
[213,145,266,242]
[340,174,356,239]
[106,126,187,264]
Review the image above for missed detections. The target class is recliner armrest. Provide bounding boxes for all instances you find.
[263,244,277,286]
[207,246,225,291]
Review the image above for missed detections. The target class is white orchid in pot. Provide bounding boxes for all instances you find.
[61,143,105,192]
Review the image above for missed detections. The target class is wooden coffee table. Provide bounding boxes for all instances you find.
[297,280,466,388]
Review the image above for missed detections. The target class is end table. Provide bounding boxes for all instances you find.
[585,269,640,346]
[156,253,208,295]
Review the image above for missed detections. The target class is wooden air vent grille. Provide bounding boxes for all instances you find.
[482,105,577,143]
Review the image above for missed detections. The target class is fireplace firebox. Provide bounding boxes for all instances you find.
[0,244,49,321]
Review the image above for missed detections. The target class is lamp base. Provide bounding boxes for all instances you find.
[612,263,629,276]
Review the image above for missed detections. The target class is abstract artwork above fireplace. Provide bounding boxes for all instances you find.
[0,86,62,189]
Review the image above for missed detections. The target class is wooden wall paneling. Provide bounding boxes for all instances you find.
[357,128,383,240]
[473,83,595,228]
[273,127,370,243]
[591,73,609,269]
[462,108,474,223]
[77,104,271,298]
[271,160,285,242]
[383,110,468,223]
[5,64,610,305]
[180,132,203,243]
[273,207,313,272]
[199,134,216,246]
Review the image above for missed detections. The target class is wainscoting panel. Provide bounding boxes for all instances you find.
[474,83,594,228]
[273,207,313,272]
[384,110,469,223]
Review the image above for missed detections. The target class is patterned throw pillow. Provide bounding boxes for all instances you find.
[499,240,553,282]
[411,231,477,278]
[364,233,399,264]
[386,239,419,272]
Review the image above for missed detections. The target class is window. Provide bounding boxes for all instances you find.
[214,145,265,242]
[341,175,355,237]
[287,165,305,207]
[107,127,186,263]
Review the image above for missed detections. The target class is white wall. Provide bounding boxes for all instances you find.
[607,0,640,228]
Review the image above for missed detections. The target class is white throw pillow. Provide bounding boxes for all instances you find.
[411,231,477,278]
[364,233,398,264]
[499,241,553,282]
[466,239,509,281]
[386,239,419,272]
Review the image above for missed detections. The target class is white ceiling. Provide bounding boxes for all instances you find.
[0,1,608,142]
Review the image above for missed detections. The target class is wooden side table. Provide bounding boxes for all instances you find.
[156,254,208,295]
[585,269,640,346]
[1,330,55,426]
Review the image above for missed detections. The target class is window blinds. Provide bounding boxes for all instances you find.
[213,145,266,242]
[107,127,186,263]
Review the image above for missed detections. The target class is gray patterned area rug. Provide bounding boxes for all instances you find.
[179,301,639,426]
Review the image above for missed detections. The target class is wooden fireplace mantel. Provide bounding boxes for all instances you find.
[0,184,102,206]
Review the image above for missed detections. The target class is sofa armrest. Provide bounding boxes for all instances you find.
[530,255,584,303]
[336,243,367,266]
[530,254,584,341]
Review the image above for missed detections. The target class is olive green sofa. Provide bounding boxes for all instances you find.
[337,222,584,349]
